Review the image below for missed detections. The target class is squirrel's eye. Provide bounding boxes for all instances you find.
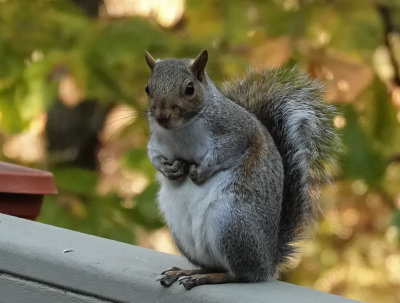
[145,85,150,95]
[185,82,195,96]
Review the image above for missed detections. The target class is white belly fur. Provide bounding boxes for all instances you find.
[157,170,232,270]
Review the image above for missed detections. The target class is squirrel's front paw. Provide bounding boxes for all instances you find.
[160,159,189,180]
[189,164,207,185]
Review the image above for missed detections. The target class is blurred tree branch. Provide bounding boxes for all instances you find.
[388,154,400,164]
[376,4,400,86]
[70,0,102,18]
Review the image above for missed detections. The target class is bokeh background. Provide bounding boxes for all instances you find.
[1,0,400,302]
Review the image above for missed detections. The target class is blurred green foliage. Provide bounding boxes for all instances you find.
[1,1,400,302]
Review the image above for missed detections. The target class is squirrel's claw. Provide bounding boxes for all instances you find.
[156,267,213,288]
[178,275,202,290]
[178,272,235,290]
[156,274,178,287]
[161,160,189,180]
[156,266,186,287]
[189,164,207,185]
[161,266,181,275]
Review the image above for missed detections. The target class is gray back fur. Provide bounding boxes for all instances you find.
[222,67,339,264]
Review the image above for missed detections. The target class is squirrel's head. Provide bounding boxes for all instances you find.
[144,50,208,129]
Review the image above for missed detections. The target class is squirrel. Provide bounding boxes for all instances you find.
[145,50,338,290]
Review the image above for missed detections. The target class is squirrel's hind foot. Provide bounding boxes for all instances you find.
[156,266,235,290]
[178,272,236,290]
[156,267,211,287]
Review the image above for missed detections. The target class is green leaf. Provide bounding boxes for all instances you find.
[341,105,386,185]
[391,210,400,234]
[122,148,156,179]
[39,194,137,244]
[0,87,25,133]
[130,182,164,230]
[52,167,98,195]
[367,79,400,154]
[329,3,381,56]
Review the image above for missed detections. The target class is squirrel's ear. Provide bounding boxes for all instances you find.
[145,50,156,71]
[191,50,208,81]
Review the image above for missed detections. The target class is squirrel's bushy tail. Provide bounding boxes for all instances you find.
[222,67,338,266]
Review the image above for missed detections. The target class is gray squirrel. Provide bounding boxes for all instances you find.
[145,50,338,290]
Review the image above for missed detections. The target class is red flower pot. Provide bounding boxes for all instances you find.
[0,162,58,220]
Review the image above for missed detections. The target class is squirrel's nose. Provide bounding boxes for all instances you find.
[156,113,171,127]
[157,116,169,124]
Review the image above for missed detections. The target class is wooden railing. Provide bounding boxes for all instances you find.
[0,214,360,303]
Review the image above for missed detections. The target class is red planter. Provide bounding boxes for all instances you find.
[0,162,58,220]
